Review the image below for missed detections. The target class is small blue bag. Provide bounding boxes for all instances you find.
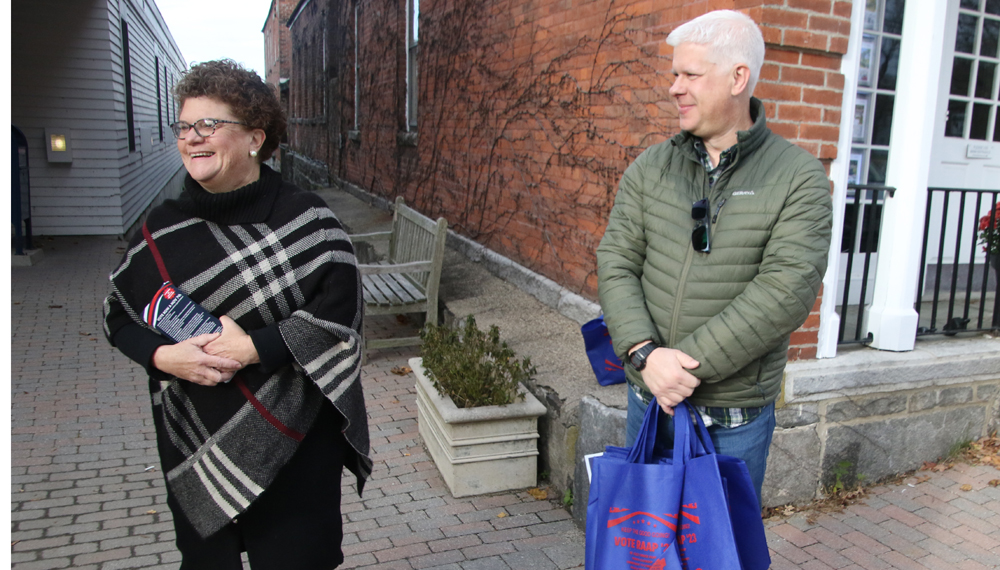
[580,315,626,386]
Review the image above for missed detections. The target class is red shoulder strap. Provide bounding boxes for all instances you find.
[142,222,172,283]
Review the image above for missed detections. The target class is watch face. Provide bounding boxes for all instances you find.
[630,347,647,370]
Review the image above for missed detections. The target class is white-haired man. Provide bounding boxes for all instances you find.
[596,9,833,504]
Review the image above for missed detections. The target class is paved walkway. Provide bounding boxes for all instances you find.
[10,231,1000,569]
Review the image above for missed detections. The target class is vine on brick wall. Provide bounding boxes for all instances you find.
[326,0,679,295]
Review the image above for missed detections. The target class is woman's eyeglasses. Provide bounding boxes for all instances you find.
[692,198,711,253]
[170,118,246,140]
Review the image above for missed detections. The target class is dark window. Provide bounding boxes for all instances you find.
[970,103,991,139]
[947,99,968,137]
[156,57,163,142]
[951,57,974,96]
[122,19,135,152]
[871,94,895,145]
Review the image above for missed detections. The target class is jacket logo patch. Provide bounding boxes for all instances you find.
[731,190,755,196]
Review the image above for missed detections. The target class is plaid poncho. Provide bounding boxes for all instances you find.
[104,166,371,538]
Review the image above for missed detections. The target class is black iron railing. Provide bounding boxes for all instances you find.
[917,187,1000,335]
[837,184,894,344]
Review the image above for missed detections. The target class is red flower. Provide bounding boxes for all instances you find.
[978,202,1000,256]
[981,204,1000,231]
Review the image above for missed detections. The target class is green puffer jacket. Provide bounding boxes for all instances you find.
[596,98,832,408]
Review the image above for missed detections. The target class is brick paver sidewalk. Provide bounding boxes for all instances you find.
[766,462,1000,570]
[10,236,584,570]
[10,236,1000,569]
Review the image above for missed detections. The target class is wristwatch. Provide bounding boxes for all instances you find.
[628,343,658,371]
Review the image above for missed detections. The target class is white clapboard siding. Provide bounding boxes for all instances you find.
[12,0,187,236]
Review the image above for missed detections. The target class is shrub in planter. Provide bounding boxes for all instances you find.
[419,315,536,408]
[414,315,546,497]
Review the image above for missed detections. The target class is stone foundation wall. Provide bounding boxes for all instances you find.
[283,150,330,191]
[572,337,1000,528]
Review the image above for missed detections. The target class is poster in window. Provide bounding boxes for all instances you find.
[853,96,869,143]
[859,37,875,86]
[864,0,878,31]
[849,152,864,185]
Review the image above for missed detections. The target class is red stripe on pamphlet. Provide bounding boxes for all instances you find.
[235,376,305,442]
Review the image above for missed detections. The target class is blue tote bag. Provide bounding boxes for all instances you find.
[586,400,770,570]
[585,400,690,570]
[687,408,771,570]
[580,315,626,386]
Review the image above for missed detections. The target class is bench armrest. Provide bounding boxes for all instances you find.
[348,231,392,243]
[358,260,434,275]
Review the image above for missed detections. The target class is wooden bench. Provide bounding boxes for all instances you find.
[350,197,448,349]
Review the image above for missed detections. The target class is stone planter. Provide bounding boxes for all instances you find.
[410,357,547,498]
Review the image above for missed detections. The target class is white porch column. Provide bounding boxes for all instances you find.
[865,0,949,352]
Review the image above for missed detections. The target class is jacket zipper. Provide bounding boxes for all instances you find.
[670,163,732,346]
[712,199,727,224]
[669,245,694,347]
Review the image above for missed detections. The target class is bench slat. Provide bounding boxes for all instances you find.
[362,273,426,306]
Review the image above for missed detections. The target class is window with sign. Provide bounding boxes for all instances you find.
[842,0,905,253]
[946,0,1000,141]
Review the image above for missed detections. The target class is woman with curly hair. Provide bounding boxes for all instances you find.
[103,59,371,569]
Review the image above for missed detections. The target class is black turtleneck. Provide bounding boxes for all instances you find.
[175,164,283,225]
[112,164,292,377]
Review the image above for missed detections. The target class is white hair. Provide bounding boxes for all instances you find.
[666,10,765,95]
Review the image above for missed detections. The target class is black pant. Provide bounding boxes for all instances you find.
[170,402,347,570]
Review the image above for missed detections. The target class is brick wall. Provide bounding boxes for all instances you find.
[287,0,852,360]
[286,0,333,185]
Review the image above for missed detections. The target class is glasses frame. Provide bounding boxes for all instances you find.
[169,118,247,140]
[691,198,711,253]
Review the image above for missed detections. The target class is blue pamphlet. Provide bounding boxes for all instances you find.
[143,281,223,343]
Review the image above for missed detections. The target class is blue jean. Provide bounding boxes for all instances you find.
[625,387,776,506]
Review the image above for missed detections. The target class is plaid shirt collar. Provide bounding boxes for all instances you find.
[693,139,738,188]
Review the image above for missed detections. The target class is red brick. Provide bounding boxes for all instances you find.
[826,71,845,89]
[769,47,803,65]
[789,329,819,347]
[761,7,809,28]
[801,124,840,142]
[830,35,849,54]
[755,81,803,103]
[760,62,781,81]
[782,66,827,86]
[761,24,784,45]
[787,345,818,361]
[819,143,838,160]
[784,29,831,51]
[801,52,842,71]
[778,103,823,122]
[834,1,853,18]
[770,121,800,140]
[809,14,852,35]
[789,0,833,13]
[803,87,843,106]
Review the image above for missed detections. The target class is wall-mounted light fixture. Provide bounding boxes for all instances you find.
[45,128,73,163]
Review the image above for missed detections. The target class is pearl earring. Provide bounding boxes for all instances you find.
[250,150,258,157]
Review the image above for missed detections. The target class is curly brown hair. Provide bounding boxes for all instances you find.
[173,59,286,162]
